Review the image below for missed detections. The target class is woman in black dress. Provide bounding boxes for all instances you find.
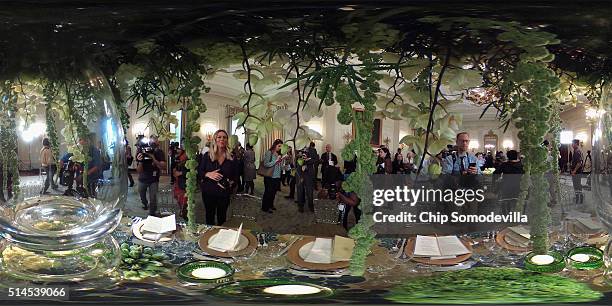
[199,129,238,225]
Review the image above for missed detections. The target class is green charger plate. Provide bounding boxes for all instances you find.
[209,278,334,300]
[567,246,604,270]
[177,260,234,284]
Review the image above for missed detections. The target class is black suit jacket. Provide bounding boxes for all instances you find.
[321,152,338,170]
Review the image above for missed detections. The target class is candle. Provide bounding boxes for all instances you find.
[263,285,322,295]
[570,253,590,263]
[191,267,227,279]
[530,254,554,265]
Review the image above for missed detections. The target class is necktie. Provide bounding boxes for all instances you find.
[460,156,465,173]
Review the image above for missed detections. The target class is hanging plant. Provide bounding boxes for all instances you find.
[183,76,209,231]
[334,53,382,276]
[0,80,21,199]
[42,82,61,162]
[548,103,561,207]
[502,61,560,254]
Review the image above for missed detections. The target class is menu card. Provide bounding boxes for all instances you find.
[208,223,243,252]
[413,235,470,258]
[141,215,176,234]
[331,235,355,262]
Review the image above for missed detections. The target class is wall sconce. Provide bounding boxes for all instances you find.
[343,131,353,144]
[383,136,391,147]
[502,139,514,150]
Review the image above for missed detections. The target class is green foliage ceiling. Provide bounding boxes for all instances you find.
[0,1,610,83]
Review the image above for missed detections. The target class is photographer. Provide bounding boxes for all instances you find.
[442,132,482,175]
[136,135,167,216]
[199,129,238,225]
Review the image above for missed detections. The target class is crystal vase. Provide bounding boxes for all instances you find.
[0,65,127,281]
[590,84,612,283]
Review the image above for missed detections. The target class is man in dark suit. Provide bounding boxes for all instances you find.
[320,144,338,189]
[296,143,319,213]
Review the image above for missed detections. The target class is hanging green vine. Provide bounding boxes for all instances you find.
[0,80,21,199]
[336,53,381,276]
[43,83,60,162]
[548,103,561,207]
[183,75,209,230]
[502,61,560,254]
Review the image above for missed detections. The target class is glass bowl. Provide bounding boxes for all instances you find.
[0,65,127,281]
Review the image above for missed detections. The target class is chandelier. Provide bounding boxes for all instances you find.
[466,87,501,106]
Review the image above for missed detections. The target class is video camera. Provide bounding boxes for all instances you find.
[296,149,309,160]
[135,135,154,160]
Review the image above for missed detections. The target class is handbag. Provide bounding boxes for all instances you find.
[257,151,275,177]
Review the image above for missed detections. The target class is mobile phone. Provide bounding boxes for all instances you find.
[469,162,477,168]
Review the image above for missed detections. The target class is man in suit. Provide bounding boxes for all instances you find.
[320,144,338,189]
[296,143,319,213]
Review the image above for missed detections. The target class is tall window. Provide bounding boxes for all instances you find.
[229,118,246,147]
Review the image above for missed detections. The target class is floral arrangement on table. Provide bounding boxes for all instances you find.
[119,243,169,280]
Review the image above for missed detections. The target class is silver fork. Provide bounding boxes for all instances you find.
[394,238,407,259]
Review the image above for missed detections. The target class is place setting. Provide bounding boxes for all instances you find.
[566,216,608,245]
[495,225,532,253]
[132,214,177,246]
[196,223,258,263]
[286,235,355,277]
[403,235,475,272]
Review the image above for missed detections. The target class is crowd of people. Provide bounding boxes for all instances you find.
[18,128,587,230]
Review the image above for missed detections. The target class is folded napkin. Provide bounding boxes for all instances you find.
[141,230,172,241]
[304,238,333,264]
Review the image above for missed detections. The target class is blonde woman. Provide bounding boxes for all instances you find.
[198,129,238,225]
